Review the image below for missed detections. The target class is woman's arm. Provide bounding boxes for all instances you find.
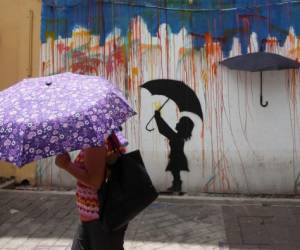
[55,146,107,189]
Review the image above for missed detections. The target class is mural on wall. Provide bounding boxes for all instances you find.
[141,79,203,193]
[40,0,300,194]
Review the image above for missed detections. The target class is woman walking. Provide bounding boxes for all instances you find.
[55,131,127,250]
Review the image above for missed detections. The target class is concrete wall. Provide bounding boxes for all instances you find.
[0,0,41,185]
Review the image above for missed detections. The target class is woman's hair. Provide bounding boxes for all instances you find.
[176,116,194,141]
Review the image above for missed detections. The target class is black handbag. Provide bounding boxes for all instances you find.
[98,140,158,231]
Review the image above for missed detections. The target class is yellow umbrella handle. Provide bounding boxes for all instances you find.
[145,98,170,132]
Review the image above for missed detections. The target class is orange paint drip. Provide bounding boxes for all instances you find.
[140,44,161,53]
[165,25,170,78]
[289,38,300,59]
[114,48,125,66]
[201,122,204,139]
[201,70,209,90]
[204,33,213,58]
[288,32,295,45]
[90,44,100,54]
[290,70,297,106]
[132,67,139,76]
[212,63,218,76]
[127,77,132,92]
[265,38,278,52]
[179,47,185,57]
[42,62,46,76]
[191,46,196,92]
[204,32,222,72]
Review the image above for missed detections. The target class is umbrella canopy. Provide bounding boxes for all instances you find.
[220,52,300,107]
[141,79,203,131]
[220,52,300,72]
[141,79,203,119]
[0,72,135,167]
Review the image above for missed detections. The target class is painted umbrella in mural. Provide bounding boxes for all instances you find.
[220,52,300,107]
[141,79,203,131]
[0,72,135,167]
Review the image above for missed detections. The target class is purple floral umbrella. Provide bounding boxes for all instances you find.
[0,72,135,167]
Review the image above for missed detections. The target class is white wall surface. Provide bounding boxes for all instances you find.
[38,19,300,194]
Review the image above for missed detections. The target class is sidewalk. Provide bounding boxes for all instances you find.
[1,190,300,250]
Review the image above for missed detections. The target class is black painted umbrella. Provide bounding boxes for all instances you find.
[141,79,203,131]
[220,52,300,107]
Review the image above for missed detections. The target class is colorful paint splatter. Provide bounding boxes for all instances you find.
[40,0,300,194]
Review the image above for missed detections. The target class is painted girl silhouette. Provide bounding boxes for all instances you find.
[154,110,194,192]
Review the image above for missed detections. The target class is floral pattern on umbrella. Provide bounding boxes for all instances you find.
[0,72,135,167]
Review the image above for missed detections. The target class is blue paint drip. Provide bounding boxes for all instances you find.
[41,0,300,56]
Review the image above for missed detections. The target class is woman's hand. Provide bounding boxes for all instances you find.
[54,147,106,189]
[55,152,71,170]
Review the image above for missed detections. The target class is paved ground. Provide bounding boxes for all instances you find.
[1,190,300,249]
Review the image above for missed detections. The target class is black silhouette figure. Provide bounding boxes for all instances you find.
[154,110,194,193]
[141,79,202,193]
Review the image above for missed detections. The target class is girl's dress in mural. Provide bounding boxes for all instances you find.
[154,110,194,193]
